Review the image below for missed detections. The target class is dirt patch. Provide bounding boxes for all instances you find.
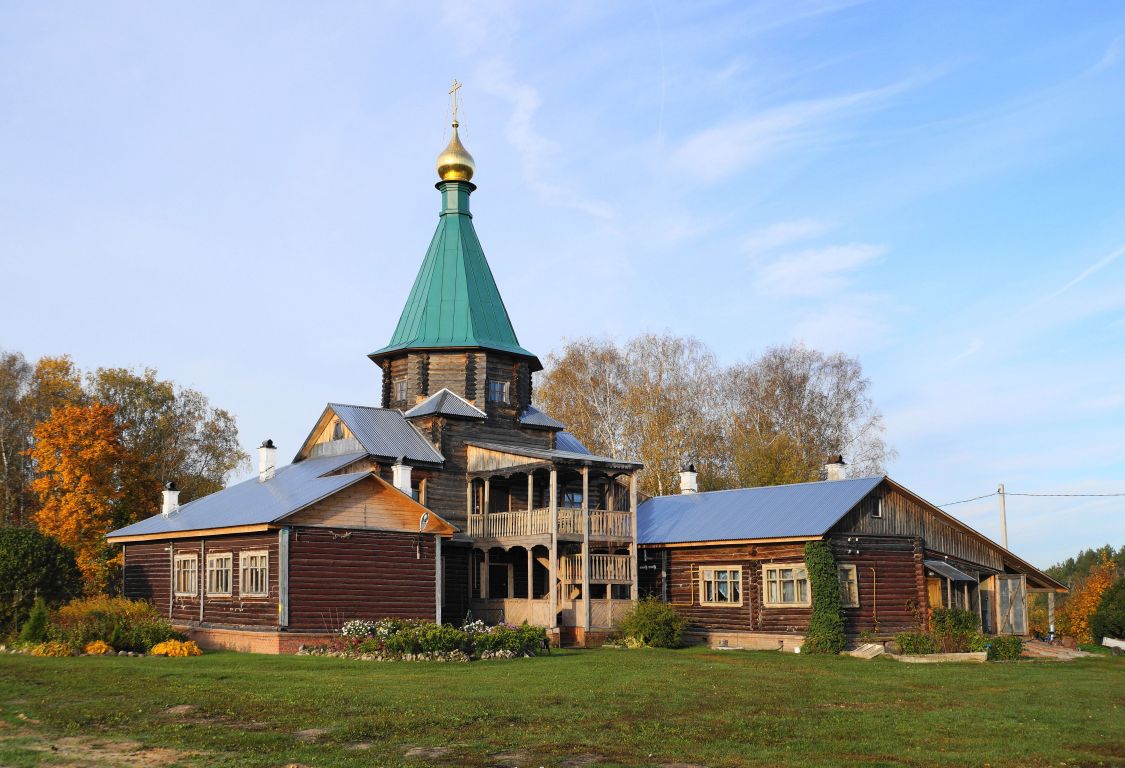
[294,727,327,742]
[348,741,373,750]
[163,704,195,716]
[404,745,451,759]
[560,755,605,767]
[17,734,194,766]
[489,750,530,766]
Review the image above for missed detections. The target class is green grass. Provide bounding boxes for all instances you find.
[0,648,1122,767]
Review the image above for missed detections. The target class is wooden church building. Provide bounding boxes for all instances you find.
[108,103,642,650]
[108,95,1064,652]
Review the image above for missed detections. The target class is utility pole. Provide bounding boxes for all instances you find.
[998,483,1008,549]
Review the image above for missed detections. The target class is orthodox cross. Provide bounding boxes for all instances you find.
[449,79,462,124]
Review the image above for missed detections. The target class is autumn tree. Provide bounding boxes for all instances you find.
[1056,552,1118,643]
[89,367,248,526]
[28,402,127,592]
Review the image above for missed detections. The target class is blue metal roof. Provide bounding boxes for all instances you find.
[329,403,445,464]
[404,389,486,420]
[107,452,369,539]
[637,476,884,544]
[520,405,565,430]
[555,431,591,455]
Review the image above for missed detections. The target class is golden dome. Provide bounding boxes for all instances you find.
[436,120,475,182]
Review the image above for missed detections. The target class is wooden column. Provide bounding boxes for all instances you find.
[549,468,558,629]
[483,548,490,603]
[278,529,289,628]
[582,466,590,632]
[199,538,206,623]
[629,473,639,602]
[527,547,534,613]
[527,473,534,513]
[483,477,490,514]
[434,534,442,624]
[1048,592,1056,632]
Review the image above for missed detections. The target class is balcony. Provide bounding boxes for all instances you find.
[559,553,632,584]
[467,507,633,541]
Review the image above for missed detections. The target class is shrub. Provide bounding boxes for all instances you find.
[49,597,178,652]
[988,635,1023,661]
[801,541,846,654]
[1090,577,1125,643]
[895,632,937,655]
[0,527,82,637]
[84,640,113,655]
[930,608,982,652]
[150,640,202,657]
[19,598,50,644]
[30,640,73,657]
[472,623,547,657]
[617,597,687,648]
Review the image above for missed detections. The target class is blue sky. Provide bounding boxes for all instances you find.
[2,1,1123,568]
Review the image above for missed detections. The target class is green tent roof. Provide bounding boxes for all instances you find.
[370,181,541,370]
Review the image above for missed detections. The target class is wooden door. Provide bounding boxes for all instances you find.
[927,577,944,610]
[998,575,1027,635]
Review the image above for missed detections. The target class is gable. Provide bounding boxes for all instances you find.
[284,475,456,536]
[294,403,445,464]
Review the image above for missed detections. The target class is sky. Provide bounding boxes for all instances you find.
[1,1,1123,569]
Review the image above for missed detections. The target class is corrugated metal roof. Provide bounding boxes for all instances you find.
[404,389,486,420]
[637,476,884,544]
[107,452,369,539]
[520,405,565,430]
[924,559,976,582]
[368,184,541,370]
[330,403,445,464]
[469,440,641,468]
[555,432,591,455]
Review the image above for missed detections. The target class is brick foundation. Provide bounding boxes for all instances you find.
[175,625,335,655]
[685,630,806,652]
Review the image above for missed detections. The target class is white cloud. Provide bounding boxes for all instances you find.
[1047,244,1125,299]
[743,218,831,255]
[952,337,984,362]
[754,242,885,297]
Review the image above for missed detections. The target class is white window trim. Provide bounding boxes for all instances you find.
[395,380,407,401]
[240,550,270,598]
[699,566,743,607]
[206,552,233,597]
[173,553,198,597]
[838,563,860,608]
[762,563,811,608]
[486,379,510,404]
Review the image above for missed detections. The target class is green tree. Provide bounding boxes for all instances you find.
[0,526,82,636]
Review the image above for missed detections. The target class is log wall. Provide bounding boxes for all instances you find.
[287,527,436,630]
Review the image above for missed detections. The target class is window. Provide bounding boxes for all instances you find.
[700,567,742,606]
[173,554,198,596]
[838,564,859,607]
[486,379,509,404]
[240,550,269,597]
[395,380,407,402]
[763,563,810,607]
[206,553,232,596]
[332,420,344,440]
[871,497,883,518]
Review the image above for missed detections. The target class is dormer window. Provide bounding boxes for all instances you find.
[486,379,509,404]
[395,380,407,402]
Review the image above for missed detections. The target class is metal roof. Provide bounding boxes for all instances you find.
[520,405,565,430]
[468,440,641,469]
[924,559,976,582]
[107,452,369,539]
[329,403,445,464]
[404,389,486,420]
[368,182,541,369]
[637,476,884,544]
[555,431,591,455]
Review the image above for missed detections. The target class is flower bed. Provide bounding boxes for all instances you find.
[299,618,548,662]
[6,596,190,658]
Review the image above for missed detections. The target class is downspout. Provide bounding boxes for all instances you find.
[168,544,174,619]
[868,567,878,634]
[199,538,205,624]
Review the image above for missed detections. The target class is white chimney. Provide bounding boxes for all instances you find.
[161,481,180,518]
[258,439,277,483]
[825,455,847,481]
[679,463,698,494]
[392,457,413,497]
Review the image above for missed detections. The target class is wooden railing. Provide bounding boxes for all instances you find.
[559,554,632,583]
[468,508,633,540]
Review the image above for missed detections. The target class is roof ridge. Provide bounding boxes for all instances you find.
[646,475,885,499]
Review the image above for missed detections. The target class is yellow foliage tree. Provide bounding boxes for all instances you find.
[28,402,127,593]
[1056,552,1117,643]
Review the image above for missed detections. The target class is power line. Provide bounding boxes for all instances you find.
[938,490,1125,506]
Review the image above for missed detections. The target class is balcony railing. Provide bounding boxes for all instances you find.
[559,554,633,584]
[468,508,633,540]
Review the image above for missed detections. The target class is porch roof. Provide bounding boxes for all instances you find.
[467,440,642,472]
[924,559,976,582]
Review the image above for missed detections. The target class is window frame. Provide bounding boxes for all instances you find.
[206,552,233,597]
[486,379,510,404]
[239,550,270,598]
[394,380,407,402]
[699,566,743,607]
[762,563,811,608]
[173,553,198,597]
[837,563,859,608]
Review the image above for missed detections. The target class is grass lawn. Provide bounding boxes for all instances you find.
[0,647,1122,768]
